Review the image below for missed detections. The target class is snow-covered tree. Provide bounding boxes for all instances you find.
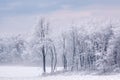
[61,33,68,71]
[32,18,57,73]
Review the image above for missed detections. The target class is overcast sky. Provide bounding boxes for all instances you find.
[0,0,120,36]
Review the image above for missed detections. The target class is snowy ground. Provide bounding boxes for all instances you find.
[0,66,120,80]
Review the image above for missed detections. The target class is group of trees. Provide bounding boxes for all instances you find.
[61,23,120,73]
[0,18,57,73]
[30,18,57,73]
[0,35,26,65]
[61,26,114,72]
[0,18,120,73]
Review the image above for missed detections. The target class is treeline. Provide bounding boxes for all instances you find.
[0,18,120,73]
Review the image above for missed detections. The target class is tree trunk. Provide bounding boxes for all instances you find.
[42,46,46,73]
[63,54,67,70]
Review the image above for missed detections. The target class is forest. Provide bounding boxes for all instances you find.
[0,18,120,74]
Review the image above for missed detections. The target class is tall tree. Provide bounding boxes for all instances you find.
[34,18,57,73]
[62,33,67,71]
[34,18,49,73]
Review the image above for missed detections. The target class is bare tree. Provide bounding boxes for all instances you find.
[62,33,67,71]
[34,18,57,73]
[35,18,49,73]
[70,27,78,71]
[48,39,57,72]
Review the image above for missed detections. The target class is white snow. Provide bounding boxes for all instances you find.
[0,66,120,80]
[0,66,63,77]
[43,74,120,80]
[0,66,41,77]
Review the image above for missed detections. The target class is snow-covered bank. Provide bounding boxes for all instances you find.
[41,74,120,80]
[2,75,120,80]
[0,66,120,80]
[0,66,41,77]
[0,66,62,77]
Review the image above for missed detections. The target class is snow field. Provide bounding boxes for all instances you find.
[0,66,120,80]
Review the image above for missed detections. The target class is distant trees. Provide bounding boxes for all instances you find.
[60,24,117,73]
[0,35,26,64]
[1,18,120,74]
